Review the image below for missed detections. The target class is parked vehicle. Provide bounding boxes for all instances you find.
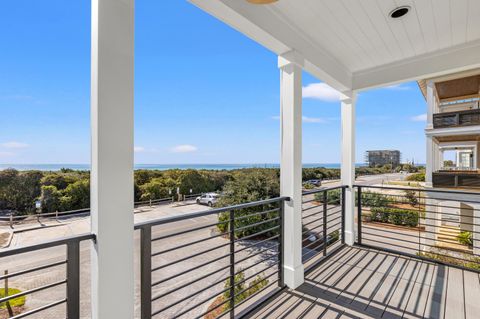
[196,193,219,206]
[304,179,322,187]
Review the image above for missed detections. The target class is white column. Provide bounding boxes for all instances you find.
[90,1,134,318]
[341,91,357,245]
[426,80,435,129]
[426,135,434,187]
[279,51,304,289]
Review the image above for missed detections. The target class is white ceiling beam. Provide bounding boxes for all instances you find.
[189,0,352,91]
[352,39,480,91]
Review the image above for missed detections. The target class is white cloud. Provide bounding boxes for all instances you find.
[171,144,198,153]
[384,84,410,91]
[302,83,340,102]
[0,151,14,157]
[302,116,326,123]
[411,113,427,122]
[271,115,326,123]
[1,141,29,149]
[134,146,145,153]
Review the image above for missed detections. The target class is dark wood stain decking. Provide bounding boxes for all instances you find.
[247,246,480,319]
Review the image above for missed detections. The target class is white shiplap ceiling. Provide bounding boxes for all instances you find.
[191,0,480,91]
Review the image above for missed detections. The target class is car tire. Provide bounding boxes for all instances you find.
[208,202,213,207]
[196,199,200,204]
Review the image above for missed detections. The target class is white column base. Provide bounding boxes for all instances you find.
[283,264,305,289]
[344,230,355,246]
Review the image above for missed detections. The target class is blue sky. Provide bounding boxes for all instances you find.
[0,1,427,165]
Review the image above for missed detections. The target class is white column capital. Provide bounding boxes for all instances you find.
[278,50,304,69]
[340,90,357,103]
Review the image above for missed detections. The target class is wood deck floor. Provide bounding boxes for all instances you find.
[246,246,480,319]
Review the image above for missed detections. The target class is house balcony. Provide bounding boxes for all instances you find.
[2,186,479,319]
[432,170,480,189]
[433,109,480,129]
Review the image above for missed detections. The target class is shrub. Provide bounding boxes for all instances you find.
[404,190,419,206]
[222,271,269,310]
[0,288,25,309]
[406,173,425,182]
[370,207,419,227]
[457,231,473,246]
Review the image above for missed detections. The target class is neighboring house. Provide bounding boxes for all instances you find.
[365,150,401,167]
[418,73,480,255]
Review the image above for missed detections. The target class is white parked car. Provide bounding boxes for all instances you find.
[196,193,219,206]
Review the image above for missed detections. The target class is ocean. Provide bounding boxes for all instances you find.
[0,163,367,171]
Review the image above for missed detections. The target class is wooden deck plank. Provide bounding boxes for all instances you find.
[364,257,411,317]
[422,264,448,319]
[382,259,423,319]
[247,246,479,319]
[402,262,436,319]
[463,270,480,319]
[444,267,466,319]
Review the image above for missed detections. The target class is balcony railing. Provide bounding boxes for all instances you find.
[433,171,480,188]
[355,185,480,271]
[433,108,480,128]
[3,185,480,318]
[135,196,289,319]
[301,186,346,270]
[0,233,95,319]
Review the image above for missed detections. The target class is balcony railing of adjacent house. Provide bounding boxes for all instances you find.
[433,108,480,128]
[355,185,480,272]
[433,170,480,188]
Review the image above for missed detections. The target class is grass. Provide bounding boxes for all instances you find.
[418,251,480,271]
[0,288,25,309]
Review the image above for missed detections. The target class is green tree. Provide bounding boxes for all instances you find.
[216,169,280,238]
[139,177,178,200]
[60,180,90,211]
[40,185,62,213]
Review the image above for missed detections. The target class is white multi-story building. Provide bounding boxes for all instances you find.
[419,72,480,255]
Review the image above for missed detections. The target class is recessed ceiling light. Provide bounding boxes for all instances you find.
[246,0,279,4]
[390,6,410,19]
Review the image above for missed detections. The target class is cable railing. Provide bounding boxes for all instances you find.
[301,186,346,271]
[355,185,480,272]
[134,196,289,319]
[0,233,95,318]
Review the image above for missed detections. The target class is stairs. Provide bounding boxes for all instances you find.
[436,225,471,252]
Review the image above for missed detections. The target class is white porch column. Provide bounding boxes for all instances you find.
[426,135,434,187]
[90,1,134,318]
[279,51,304,289]
[426,80,435,129]
[341,91,357,245]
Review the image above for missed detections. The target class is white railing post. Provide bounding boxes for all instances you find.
[90,0,134,318]
[279,51,304,289]
[341,91,357,245]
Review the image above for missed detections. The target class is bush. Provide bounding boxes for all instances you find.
[457,231,473,246]
[222,271,269,310]
[406,173,425,182]
[0,288,25,309]
[370,207,419,227]
[404,190,419,206]
[216,169,280,238]
[359,191,390,208]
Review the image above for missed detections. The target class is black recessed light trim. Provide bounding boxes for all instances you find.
[390,6,410,19]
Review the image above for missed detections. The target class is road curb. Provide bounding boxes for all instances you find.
[12,223,64,234]
[0,231,13,249]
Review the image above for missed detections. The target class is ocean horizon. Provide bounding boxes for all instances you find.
[0,163,371,171]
